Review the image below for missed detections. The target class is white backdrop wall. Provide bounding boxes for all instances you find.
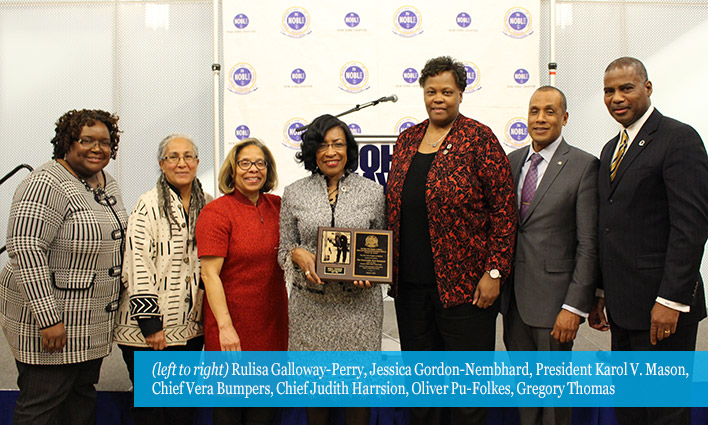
[1,0,707,293]
[222,1,540,187]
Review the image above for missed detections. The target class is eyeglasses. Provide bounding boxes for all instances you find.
[317,142,347,152]
[77,138,112,150]
[162,154,198,165]
[236,159,268,170]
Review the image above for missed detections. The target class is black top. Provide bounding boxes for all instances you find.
[399,151,436,285]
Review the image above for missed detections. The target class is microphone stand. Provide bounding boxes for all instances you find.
[296,97,395,133]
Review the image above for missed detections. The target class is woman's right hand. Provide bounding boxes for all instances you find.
[40,322,66,353]
[219,324,242,351]
[291,248,323,285]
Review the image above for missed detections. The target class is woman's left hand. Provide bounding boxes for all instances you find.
[145,330,167,350]
[353,280,372,288]
[473,273,500,309]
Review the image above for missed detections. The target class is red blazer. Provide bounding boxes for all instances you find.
[386,114,517,308]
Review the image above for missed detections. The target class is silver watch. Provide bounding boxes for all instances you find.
[487,269,500,279]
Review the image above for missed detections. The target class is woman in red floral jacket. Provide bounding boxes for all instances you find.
[386,56,517,425]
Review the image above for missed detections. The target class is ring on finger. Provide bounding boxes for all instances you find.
[305,270,311,276]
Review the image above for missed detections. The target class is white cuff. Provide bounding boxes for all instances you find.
[655,297,690,313]
[562,304,588,319]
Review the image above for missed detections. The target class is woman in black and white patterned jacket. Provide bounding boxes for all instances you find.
[114,134,212,425]
[0,109,127,425]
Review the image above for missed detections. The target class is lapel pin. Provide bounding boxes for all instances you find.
[638,140,645,146]
[557,161,563,165]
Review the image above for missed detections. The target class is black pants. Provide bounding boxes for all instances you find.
[610,318,698,425]
[13,358,103,425]
[119,336,204,425]
[395,281,498,425]
[212,407,276,425]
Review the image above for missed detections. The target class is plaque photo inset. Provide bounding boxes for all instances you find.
[316,226,392,284]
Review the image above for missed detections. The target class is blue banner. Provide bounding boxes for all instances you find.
[134,351,708,407]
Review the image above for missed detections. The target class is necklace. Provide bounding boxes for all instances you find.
[426,127,452,148]
[79,175,105,198]
[328,187,339,205]
[57,159,104,197]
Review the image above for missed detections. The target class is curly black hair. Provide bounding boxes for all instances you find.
[296,114,358,174]
[51,109,121,160]
[418,56,467,92]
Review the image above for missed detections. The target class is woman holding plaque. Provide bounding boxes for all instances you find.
[196,138,287,425]
[386,56,517,425]
[278,114,385,425]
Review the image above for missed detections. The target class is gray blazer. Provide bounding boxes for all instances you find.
[501,139,600,328]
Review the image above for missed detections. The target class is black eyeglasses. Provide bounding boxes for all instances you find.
[77,138,112,150]
[236,159,268,170]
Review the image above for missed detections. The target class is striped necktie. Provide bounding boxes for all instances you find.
[610,130,629,182]
[519,153,543,222]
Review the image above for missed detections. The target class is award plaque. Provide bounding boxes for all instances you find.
[316,226,392,284]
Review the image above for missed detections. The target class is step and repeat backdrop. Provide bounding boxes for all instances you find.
[222,1,540,189]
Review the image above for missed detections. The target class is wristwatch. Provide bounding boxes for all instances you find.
[487,269,500,279]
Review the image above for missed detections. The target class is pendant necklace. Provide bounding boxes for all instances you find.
[426,127,451,148]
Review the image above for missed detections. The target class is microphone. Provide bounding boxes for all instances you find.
[377,94,398,103]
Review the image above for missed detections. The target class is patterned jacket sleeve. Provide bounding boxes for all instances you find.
[278,184,301,288]
[6,173,65,329]
[122,195,162,322]
[477,126,517,277]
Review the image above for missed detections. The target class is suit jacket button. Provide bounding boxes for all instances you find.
[604,228,610,233]
[609,199,614,204]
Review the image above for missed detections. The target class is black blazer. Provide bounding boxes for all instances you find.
[598,109,708,330]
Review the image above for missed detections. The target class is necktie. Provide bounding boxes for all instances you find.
[610,130,629,182]
[519,153,543,222]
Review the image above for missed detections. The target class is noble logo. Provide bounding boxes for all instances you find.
[514,68,530,84]
[282,118,308,149]
[504,7,533,39]
[282,6,311,38]
[348,123,362,135]
[504,117,530,148]
[463,62,482,93]
[291,68,307,84]
[339,62,370,93]
[235,125,251,140]
[228,63,257,94]
[345,12,361,28]
[395,117,419,134]
[393,6,422,37]
[402,68,419,84]
[233,13,249,29]
[456,12,471,28]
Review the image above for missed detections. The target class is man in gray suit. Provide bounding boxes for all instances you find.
[501,86,600,425]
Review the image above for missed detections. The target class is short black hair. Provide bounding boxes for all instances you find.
[51,109,120,160]
[605,57,649,82]
[419,56,467,92]
[535,85,568,114]
[296,114,358,174]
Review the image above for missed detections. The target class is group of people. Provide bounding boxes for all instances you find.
[0,54,706,425]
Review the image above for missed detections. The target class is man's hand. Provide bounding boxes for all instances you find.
[588,297,610,331]
[551,309,581,343]
[650,302,680,345]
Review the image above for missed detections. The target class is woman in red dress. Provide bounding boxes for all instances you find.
[196,138,287,425]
